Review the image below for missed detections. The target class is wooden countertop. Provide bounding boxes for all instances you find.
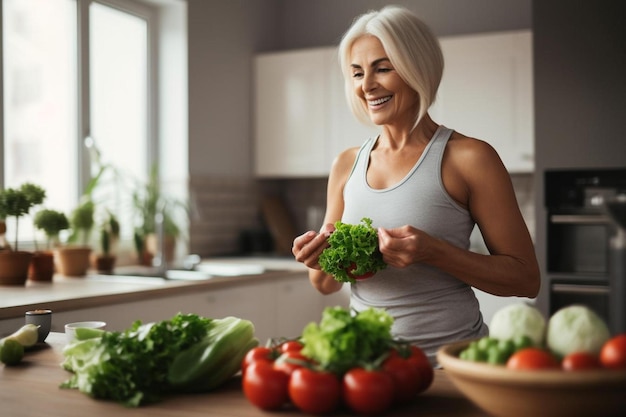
[0,333,486,417]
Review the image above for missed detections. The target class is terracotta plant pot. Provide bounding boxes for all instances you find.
[28,251,55,282]
[139,251,153,266]
[0,251,33,286]
[55,247,92,277]
[92,254,116,274]
[145,233,176,263]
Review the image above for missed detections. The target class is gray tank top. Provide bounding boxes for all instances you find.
[342,125,488,365]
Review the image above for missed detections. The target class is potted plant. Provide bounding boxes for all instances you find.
[55,198,95,277]
[132,165,185,266]
[30,209,69,282]
[0,183,46,285]
[91,210,120,273]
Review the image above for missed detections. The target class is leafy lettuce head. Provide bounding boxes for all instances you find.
[318,217,387,283]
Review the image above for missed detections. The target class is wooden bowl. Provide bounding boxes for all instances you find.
[437,339,626,417]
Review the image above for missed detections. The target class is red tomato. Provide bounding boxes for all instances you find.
[288,368,341,414]
[405,345,434,393]
[382,354,422,403]
[273,350,309,377]
[506,348,560,370]
[280,340,304,353]
[345,263,375,280]
[561,351,601,371]
[343,367,395,415]
[600,334,626,370]
[241,346,277,375]
[242,361,289,410]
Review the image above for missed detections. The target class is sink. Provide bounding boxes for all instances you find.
[91,265,213,281]
[87,257,301,283]
[195,262,265,276]
[88,262,267,283]
[87,274,167,285]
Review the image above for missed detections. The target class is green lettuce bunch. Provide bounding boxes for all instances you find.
[301,306,394,374]
[319,217,387,283]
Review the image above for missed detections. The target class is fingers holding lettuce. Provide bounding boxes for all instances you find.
[294,218,434,284]
[377,225,433,268]
[292,223,335,270]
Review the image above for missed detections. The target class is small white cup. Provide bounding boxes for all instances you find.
[65,321,107,343]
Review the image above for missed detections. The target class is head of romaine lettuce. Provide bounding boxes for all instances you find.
[318,217,387,283]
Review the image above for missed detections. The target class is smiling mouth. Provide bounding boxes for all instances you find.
[368,96,392,107]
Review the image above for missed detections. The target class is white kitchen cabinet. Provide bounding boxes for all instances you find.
[255,32,532,176]
[274,274,351,339]
[429,30,534,173]
[254,48,329,177]
[254,47,379,177]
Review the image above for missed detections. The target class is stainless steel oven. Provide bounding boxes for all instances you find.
[545,169,626,333]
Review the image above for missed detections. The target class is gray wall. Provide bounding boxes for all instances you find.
[187,0,279,178]
[533,0,626,314]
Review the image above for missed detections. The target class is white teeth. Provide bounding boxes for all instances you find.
[369,96,391,106]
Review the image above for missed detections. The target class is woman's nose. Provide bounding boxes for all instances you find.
[362,72,377,92]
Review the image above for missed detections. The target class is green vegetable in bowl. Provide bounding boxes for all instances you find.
[489,303,546,347]
[546,305,610,358]
[318,217,387,283]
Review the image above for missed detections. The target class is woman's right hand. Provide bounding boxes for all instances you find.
[292,223,335,270]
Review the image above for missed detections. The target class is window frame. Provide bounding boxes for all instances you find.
[78,0,159,199]
[0,0,160,250]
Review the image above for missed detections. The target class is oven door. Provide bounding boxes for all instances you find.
[547,214,612,276]
[550,282,610,324]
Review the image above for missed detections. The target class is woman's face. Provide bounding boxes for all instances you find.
[349,35,419,128]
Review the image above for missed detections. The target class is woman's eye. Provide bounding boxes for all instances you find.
[377,67,392,73]
[352,71,364,78]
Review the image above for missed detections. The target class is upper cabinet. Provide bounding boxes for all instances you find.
[430,30,534,173]
[254,48,328,177]
[254,47,379,178]
[254,30,533,177]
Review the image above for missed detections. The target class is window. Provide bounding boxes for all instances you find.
[2,0,156,248]
[2,0,78,236]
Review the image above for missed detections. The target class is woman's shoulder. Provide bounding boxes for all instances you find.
[445,130,503,169]
[332,145,361,174]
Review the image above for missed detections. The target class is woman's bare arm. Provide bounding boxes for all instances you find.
[292,147,359,295]
[378,136,540,297]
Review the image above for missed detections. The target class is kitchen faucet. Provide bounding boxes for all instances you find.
[152,201,167,277]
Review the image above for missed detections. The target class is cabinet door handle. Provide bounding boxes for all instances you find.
[550,214,610,224]
[551,283,609,294]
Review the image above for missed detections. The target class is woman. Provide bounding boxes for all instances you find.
[292,6,540,365]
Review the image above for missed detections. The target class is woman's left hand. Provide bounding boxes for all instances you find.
[378,226,432,268]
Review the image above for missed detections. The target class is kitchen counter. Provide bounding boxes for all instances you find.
[0,257,308,321]
[0,333,485,417]
[0,272,297,319]
[0,258,348,344]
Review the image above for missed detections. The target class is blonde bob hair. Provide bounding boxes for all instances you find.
[338,6,444,131]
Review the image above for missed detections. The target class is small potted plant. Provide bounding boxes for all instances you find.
[55,198,95,277]
[30,209,69,282]
[132,165,185,266]
[92,210,120,274]
[0,183,46,285]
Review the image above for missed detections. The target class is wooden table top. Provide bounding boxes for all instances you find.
[0,333,486,417]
